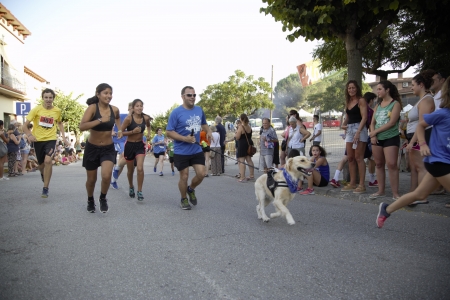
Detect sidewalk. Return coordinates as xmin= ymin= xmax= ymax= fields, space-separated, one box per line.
xmin=218 ymin=152 xmax=450 ymax=217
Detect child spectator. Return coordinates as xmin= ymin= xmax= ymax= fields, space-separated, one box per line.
xmin=299 ymin=145 xmax=330 ymax=195
xmin=61 ymin=151 xmax=71 ymax=165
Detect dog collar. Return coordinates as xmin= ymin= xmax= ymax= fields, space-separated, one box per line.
xmin=283 ymin=169 xmax=299 ymax=193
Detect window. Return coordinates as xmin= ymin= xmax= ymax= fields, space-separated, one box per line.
xmin=402 ymin=82 xmax=409 ymax=88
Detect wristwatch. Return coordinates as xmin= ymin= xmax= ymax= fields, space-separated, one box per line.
xmin=97 ymin=118 xmax=102 ymax=123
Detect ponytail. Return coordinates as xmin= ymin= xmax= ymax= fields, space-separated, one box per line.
xmin=86 ymin=83 xmax=113 ymax=105
xmin=86 ymin=96 xmax=99 ymax=105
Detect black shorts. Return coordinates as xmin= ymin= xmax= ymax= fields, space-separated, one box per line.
xmin=313 ymin=175 xmax=328 ymax=187
xmin=406 ymin=127 xmax=432 ymax=145
xmin=154 ymin=152 xmax=165 ymax=158
xmin=424 ymin=162 xmax=450 ymax=178
xmin=34 ymin=140 xmax=57 ymax=165
xmin=124 ymin=141 xmax=146 ymax=161
xmin=174 ymin=152 xmax=205 ymax=171
xmin=82 ymin=141 xmax=116 ymax=171
xmin=169 ymin=156 xmax=174 ymax=163
xmin=375 ymin=135 xmax=400 ymax=148
xmin=202 ymin=146 xmax=210 ymax=153
xmin=76 ymin=150 xmax=82 ymax=154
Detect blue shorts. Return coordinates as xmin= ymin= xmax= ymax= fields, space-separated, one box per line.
xmin=114 ymin=141 xmax=125 ymax=154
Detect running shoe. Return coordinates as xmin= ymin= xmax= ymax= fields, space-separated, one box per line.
xmin=330 ymin=179 xmax=341 ymax=188
xmin=187 ymin=186 xmax=197 ymax=205
xmin=99 ymin=198 xmax=108 ymax=213
xmin=129 ymin=187 xmax=135 ymax=198
xmin=180 ymin=198 xmax=191 ymax=210
xmin=110 ymin=181 xmax=119 ymax=190
xmin=0 ymin=176 xmax=9 ymax=181
xmin=300 ymin=188 xmax=315 ymax=195
xmin=172 ymin=171 xmax=175 ymax=176
xmin=154 ymin=167 xmax=156 ymax=172
xmin=87 ymin=200 xmax=96 ymax=213
xmin=41 ymin=187 xmax=49 ymax=198
xmin=137 ymin=191 xmax=144 ymax=201
xmin=376 ymin=202 xmax=390 ymax=228
xmin=369 ymin=180 xmax=378 ymax=187
xmin=159 ymin=172 xmax=163 ymax=176
xmin=112 ymin=168 xmax=119 ymax=180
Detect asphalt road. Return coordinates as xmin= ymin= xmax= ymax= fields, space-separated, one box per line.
xmin=0 ymin=158 xmax=449 ymax=299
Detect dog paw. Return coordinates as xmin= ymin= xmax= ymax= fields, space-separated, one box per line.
xmin=288 ymin=220 xmax=296 ymax=225
xmin=262 ymin=216 xmax=270 ymax=222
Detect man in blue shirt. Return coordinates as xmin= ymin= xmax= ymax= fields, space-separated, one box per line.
xmin=215 ymin=116 xmax=226 ymax=173
xmin=166 ymin=86 xmax=213 ymax=210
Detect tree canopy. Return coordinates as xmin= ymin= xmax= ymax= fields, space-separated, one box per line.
xmin=273 ymin=73 xmax=304 ymax=116
xmin=197 ymin=70 xmax=274 ymax=119
xmin=260 ymin=0 xmax=441 ymax=85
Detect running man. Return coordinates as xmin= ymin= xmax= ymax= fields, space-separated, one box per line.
xmin=24 ymin=88 xmax=69 ymax=198
xmin=166 ymin=86 xmax=213 ymax=210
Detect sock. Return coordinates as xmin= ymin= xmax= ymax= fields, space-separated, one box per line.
xmin=88 ymin=196 xmax=94 ymax=201
xmin=333 ymin=170 xmax=341 ymax=181
xmin=369 ymin=173 xmax=376 ymax=183
xmin=188 ymin=186 xmax=194 ymax=193
xmin=100 ymin=192 xmax=106 ymax=200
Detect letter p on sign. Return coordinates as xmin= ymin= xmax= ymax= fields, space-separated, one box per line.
xmin=16 ymin=102 xmax=31 ymax=115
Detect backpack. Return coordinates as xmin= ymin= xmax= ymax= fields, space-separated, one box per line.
xmin=19 ymin=135 xmax=26 ymax=149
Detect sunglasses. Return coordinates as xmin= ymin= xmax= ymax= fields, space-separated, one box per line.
xmin=184 ymin=94 xmax=196 ymax=98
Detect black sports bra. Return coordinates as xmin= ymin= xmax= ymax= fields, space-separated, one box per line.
xmin=127 ymin=114 xmax=146 ymax=133
xmin=91 ymin=103 xmax=115 ymax=131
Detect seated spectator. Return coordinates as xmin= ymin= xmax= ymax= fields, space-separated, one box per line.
xmin=299 ymin=145 xmax=330 ymax=195
xmin=61 ymin=151 xmax=71 ymax=165
xmin=27 ymin=148 xmax=38 ymax=171
xmin=53 ymin=151 xmax=62 ymax=166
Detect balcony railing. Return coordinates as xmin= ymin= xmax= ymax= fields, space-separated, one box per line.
xmin=1 ymin=63 xmax=26 ymax=95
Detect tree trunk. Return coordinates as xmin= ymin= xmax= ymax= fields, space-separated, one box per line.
xmin=346 ymin=34 xmax=363 ymax=87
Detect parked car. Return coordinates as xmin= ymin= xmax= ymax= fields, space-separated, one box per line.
xmin=271 ymin=118 xmax=283 ymax=130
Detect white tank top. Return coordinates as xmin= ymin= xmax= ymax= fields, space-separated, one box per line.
xmin=407 ymin=94 xmax=433 ymax=134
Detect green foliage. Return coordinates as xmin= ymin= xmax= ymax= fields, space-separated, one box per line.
xmin=273 ymin=73 xmax=304 ymax=117
xmin=38 ymin=91 xmax=86 ymax=137
xmin=197 ymin=70 xmax=274 ymax=119
xmin=149 ymin=103 xmax=178 ymax=138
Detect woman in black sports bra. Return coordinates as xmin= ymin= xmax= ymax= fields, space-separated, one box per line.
xmin=118 ymin=99 xmax=152 ymax=201
xmin=79 ymin=83 xmax=122 ymax=213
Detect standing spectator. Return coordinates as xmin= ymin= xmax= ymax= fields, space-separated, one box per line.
xmin=364 ymin=92 xmax=378 ymax=187
xmin=152 ymin=128 xmax=166 ymax=176
xmin=369 ymin=80 xmax=403 ymax=200
xmin=120 ymin=99 xmax=152 ymax=200
xmin=166 ymin=86 xmax=212 ymax=210
xmin=308 ymin=114 xmax=322 ymax=156
xmin=215 ymin=116 xmax=226 ymax=174
xmin=299 ymin=145 xmax=330 ymax=195
xmin=209 ymin=125 xmax=222 ymax=176
xmin=259 ymin=118 xmax=278 ymax=173
xmin=431 ymin=70 xmax=448 ymax=111
xmin=23 ymin=88 xmax=69 ymax=198
xmin=341 ymin=80 xmax=368 ymax=194
xmin=74 ymin=139 xmax=82 ymax=160
xmin=6 ymin=124 xmax=20 ymax=177
xmin=286 ymin=116 xmax=309 ymax=157
xmin=0 ymin=120 xmax=10 ymax=181
xmin=200 ymin=127 xmax=211 ymax=177
xmin=377 ymin=77 xmax=450 ymax=228
xmin=280 ymin=114 xmax=291 ymax=166
xmin=236 ymin=113 xmax=255 ymax=182
xmin=405 ymin=71 xmax=435 ymax=204
xmin=79 ymin=83 xmax=122 ymax=213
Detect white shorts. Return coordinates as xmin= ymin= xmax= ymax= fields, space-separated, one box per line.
xmin=260 ymin=154 xmax=273 ymax=169
xmin=345 ymin=123 xmax=368 ymax=143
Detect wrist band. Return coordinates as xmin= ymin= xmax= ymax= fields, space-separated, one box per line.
xmin=419 ymin=141 xmax=427 ymax=146
xmin=117 ymin=130 xmax=122 ymax=133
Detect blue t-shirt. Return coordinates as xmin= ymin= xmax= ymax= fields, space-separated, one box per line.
xmin=166 ymin=105 xmax=207 ymax=155
xmin=152 ymin=134 xmax=166 ymax=154
xmin=423 ymin=108 xmax=450 ymax=165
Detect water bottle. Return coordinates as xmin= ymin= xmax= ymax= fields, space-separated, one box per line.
xmin=352 ymin=142 xmax=358 ymax=149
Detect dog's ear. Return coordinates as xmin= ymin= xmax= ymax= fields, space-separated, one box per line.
xmin=286 ymin=157 xmax=292 ymax=172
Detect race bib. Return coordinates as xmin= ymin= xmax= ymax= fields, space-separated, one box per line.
xmin=39 ymin=116 xmax=54 ymax=128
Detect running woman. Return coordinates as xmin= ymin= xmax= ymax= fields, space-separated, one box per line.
xmin=377 ymin=77 xmax=450 ymax=228
xmin=152 ymin=128 xmax=167 ymax=176
xmin=23 ymin=88 xmax=69 ymax=198
xmin=120 ymin=99 xmax=151 ymax=201
xmin=79 ymin=83 xmax=121 ymax=213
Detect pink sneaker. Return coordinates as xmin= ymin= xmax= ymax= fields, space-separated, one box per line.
xmin=369 ymin=180 xmax=378 ymax=187
xmin=330 ymin=179 xmax=341 ymax=188
xmin=300 ymin=188 xmax=315 ymax=195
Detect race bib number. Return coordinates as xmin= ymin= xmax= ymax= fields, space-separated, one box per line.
xmin=39 ymin=116 xmax=54 ymax=128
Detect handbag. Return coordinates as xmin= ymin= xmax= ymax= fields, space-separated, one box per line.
xmin=210 ymin=149 xmax=215 ymax=158
xmin=244 ymin=129 xmax=256 ymax=157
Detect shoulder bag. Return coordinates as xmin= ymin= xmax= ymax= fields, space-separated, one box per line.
xmin=244 ymin=129 xmax=256 ymax=157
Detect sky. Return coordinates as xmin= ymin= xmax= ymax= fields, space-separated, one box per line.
xmin=5 ymin=0 xmax=413 ymax=116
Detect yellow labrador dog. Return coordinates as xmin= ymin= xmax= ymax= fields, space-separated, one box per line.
xmin=255 ymin=156 xmax=315 ymax=225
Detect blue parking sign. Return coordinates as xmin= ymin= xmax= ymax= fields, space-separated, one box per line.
xmin=16 ymin=102 xmax=31 ymax=115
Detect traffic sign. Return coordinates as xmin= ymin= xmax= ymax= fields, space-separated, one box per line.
xmin=16 ymin=102 xmax=31 ymax=115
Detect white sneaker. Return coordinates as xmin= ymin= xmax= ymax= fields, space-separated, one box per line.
xmin=1 ymin=176 xmax=9 ymax=181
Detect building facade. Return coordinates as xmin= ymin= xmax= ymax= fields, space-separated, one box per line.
xmin=368 ymin=73 xmax=419 ymax=106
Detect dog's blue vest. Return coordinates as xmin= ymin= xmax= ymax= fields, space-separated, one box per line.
xmin=266 ymin=169 xmax=289 ymax=197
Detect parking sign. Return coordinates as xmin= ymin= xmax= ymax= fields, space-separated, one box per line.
xmin=16 ymin=102 xmax=31 ymax=115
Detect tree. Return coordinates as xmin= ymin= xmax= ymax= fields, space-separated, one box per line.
xmin=38 ymin=91 xmax=86 ymax=138
xmin=260 ymin=0 xmax=430 ymax=86
xmin=198 ymin=70 xmax=274 ymax=119
xmin=149 ymin=104 xmax=178 ymax=137
xmin=273 ymin=73 xmax=304 ymax=116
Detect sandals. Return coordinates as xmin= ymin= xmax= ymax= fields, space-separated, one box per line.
xmin=246 ymin=176 xmax=255 ymax=181
xmin=238 ymin=178 xmax=248 ymax=183
xmin=369 ymin=193 xmax=385 ymax=199
xmin=235 ymin=174 xmax=241 ymax=178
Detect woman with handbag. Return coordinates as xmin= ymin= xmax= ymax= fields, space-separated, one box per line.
xmin=5 ymin=124 xmax=21 ymax=177
xmin=235 ymin=113 xmax=255 ymax=182
xmin=209 ymin=125 xmax=222 ymax=176
xmin=0 ymin=120 xmax=10 ymax=181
